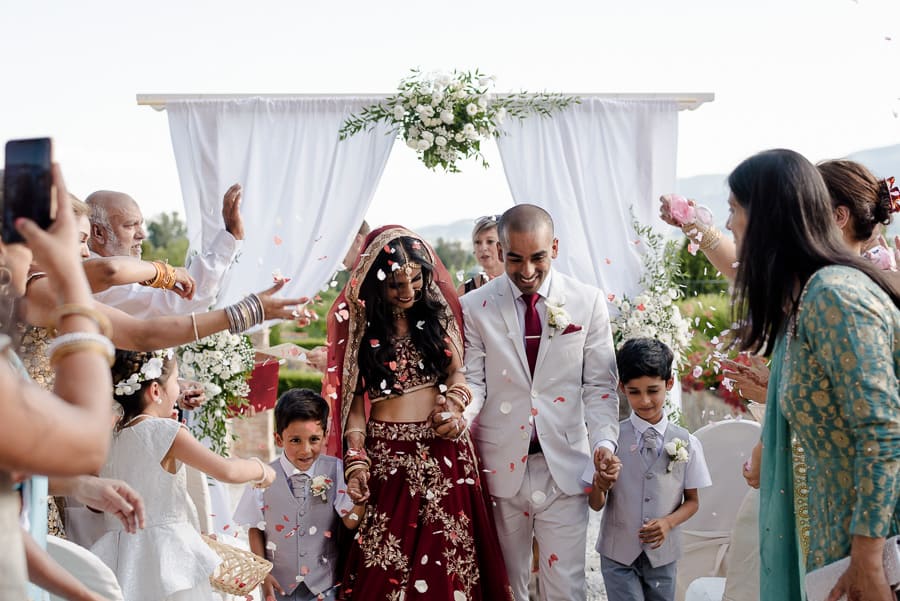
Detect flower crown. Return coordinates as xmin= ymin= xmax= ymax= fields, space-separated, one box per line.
xmin=114 ymin=348 xmax=174 ymax=397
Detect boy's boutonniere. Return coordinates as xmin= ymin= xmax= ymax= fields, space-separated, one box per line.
xmin=546 ymin=297 xmax=576 ymax=337
xmin=310 ymin=475 xmax=333 ymax=502
xmin=664 ymin=438 xmax=690 ymax=473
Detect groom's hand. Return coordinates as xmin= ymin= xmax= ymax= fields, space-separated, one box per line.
xmin=594 ymin=446 xmax=619 ymax=481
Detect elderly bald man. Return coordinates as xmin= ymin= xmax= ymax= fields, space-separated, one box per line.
xmin=86 ymin=183 xmax=244 ymax=319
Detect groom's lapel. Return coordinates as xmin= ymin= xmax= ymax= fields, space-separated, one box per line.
xmin=533 ymin=273 xmax=560 ymax=378
xmin=497 ymin=280 xmax=531 ymax=378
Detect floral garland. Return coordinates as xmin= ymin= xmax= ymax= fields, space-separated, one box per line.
xmin=177 ymin=331 xmax=255 ymax=455
xmin=611 ymin=217 xmax=693 ymax=420
xmin=339 ymin=69 xmax=579 ymax=172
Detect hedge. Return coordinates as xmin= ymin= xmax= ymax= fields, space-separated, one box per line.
xmin=278 ymin=369 xmax=324 ymax=397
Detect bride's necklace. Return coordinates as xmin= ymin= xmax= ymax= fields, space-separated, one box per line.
xmin=391 ymin=306 xmax=407 ymax=320
xmin=120 ymin=413 xmax=155 ymax=428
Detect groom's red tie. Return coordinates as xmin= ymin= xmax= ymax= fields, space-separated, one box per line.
xmin=522 ymin=293 xmax=541 ymax=376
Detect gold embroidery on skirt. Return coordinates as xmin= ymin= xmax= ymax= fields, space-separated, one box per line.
xmin=791 ymin=437 xmax=810 ymax=560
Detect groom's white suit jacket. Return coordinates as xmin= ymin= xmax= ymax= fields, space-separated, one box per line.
xmin=461 ymin=270 xmax=620 ymax=498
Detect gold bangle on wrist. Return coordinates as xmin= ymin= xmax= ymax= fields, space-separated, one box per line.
xmin=49 ymin=303 xmax=113 ymax=338
xmin=47 ymin=332 xmax=116 ymax=367
xmin=344 ymin=427 xmax=367 ymax=438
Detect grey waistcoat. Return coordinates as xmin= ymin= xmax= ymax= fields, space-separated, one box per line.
xmin=599 ymin=419 xmax=691 ymax=568
xmin=262 ymin=456 xmax=340 ymax=595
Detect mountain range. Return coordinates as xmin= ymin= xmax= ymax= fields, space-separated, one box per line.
xmin=417 ymin=143 xmax=900 ymax=242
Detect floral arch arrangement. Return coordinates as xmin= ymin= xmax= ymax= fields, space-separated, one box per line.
xmin=339 ymin=69 xmax=578 ymax=172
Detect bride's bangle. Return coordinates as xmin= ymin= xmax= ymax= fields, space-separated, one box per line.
xmin=250 ymin=457 xmax=268 ymax=484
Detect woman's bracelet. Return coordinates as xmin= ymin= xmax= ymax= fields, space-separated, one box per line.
xmin=682 ymin=221 xmax=722 ymax=252
xmin=49 ymin=303 xmax=113 ymax=338
xmin=344 ymin=462 xmax=369 ymax=480
xmin=249 ymin=457 xmax=268 ymax=484
xmin=47 ymin=332 xmax=115 ymax=367
xmin=190 ymin=312 xmax=200 ymax=342
xmin=344 ymin=427 xmax=367 ymax=438
xmin=225 ymin=294 xmax=265 ymax=334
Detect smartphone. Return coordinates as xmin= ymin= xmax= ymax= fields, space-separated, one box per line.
xmin=2 ymin=138 xmax=55 ymax=244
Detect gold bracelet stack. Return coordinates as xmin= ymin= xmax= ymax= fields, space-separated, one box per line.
xmin=445 ymin=383 xmax=472 ymax=411
xmin=49 ymin=303 xmax=114 ymax=338
xmin=682 ymin=220 xmax=723 ymax=252
xmin=47 ymin=332 xmax=116 ymax=367
xmin=141 ymin=261 xmax=177 ymax=290
xmin=344 ymin=447 xmax=371 ymax=479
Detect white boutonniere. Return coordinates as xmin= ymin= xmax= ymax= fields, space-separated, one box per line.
xmin=663 ymin=438 xmax=690 ymax=473
xmin=310 ymin=475 xmax=333 ymax=502
xmin=545 ymin=297 xmax=571 ymax=336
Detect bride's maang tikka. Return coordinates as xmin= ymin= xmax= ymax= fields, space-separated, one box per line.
xmin=389 ymin=240 xmax=422 ymax=278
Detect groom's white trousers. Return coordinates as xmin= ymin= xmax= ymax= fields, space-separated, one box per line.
xmin=491 ymin=453 xmax=588 ymax=601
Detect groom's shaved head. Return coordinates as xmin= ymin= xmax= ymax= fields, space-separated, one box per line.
xmin=497 ymin=204 xmax=554 ymax=246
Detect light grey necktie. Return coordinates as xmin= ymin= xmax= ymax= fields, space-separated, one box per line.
xmin=640 ymin=428 xmax=660 ymax=470
xmin=289 ymin=473 xmax=310 ymax=502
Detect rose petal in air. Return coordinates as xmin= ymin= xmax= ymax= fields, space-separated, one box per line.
xmin=414 ymin=580 xmax=429 ymax=593
xmin=377 ymin=269 xmax=387 ymax=281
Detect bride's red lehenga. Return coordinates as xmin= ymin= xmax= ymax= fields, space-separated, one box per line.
xmin=325 ymin=226 xmax=513 ymax=601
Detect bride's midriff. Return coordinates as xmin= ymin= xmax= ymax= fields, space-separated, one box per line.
xmin=370 ymin=386 xmax=438 ymax=423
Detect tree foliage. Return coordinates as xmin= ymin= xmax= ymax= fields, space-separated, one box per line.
xmin=141 ymin=212 xmax=189 ymax=266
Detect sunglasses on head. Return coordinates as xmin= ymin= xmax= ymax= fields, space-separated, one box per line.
xmin=474 ymin=214 xmax=502 ymax=225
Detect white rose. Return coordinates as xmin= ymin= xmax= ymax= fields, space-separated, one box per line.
xmin=408 ymin=126 xmax=420 ymax=138
xmin=466 ymin=103 xmax=478 ymax=116
xmin=440 ymin=109 xmax=454 ymax=124
xmin=435 ymin=136 xmax=447 ymax=147
xmin=406 ymin=138 xmax=419 ymax=149
xmin=463 ymin=123 xmax=476 ymax=135
xmin=676 ymin=448 xmax=689 ymax=462
xmin=421 ymin=131 xmax=434 ymax=143
xmin=431 ymin=91 xmax=444 ymax=105
xmin=422 ymin=105 xmax=435 ymax=118
xmin=663 ymin=441 xmax=677 ymax=456
xmin=454 ymin=133 xmax=465 ymax=143
xmin=392 ymin=105 xmax=406 ymax=121
xmin=416 ymin=139 xmax=431 ymax=151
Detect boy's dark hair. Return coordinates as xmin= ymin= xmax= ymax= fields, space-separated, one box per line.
xmin=274 ymin=388 xmax=329 ymax=434
xmin=616 ymin=338 xmax=674 ymax=384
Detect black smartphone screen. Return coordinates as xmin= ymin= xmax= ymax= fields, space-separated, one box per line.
xmin=2 ymin=138 xmax=54 ymax=244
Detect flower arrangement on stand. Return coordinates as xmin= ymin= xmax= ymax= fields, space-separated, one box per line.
xmin=177 ymin=331 xmax=256 ymax=455
xmin=611 ymin=218 xmax=693 ymax=421
xmin=339 ymin=69 xmax=578 ymax=172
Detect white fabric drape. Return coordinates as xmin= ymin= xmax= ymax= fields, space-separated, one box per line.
xmin=167 ymin=97 xmax=395 ymax=305
xmin=496 ymin=98 xmax=679 ymax=301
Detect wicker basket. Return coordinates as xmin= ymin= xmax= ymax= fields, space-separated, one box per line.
xmin=202 ymin=534 xmax=274 ymax=595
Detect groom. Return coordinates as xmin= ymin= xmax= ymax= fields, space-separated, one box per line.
xmin=460 ymin=204 xmax=620 ymax=601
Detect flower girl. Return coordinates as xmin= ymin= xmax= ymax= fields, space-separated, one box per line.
xmin=92 ymin=349 xmax=276 ymax=601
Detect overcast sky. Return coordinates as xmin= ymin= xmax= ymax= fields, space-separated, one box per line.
xmin=2 ymin=0 xmax=898 ymax=228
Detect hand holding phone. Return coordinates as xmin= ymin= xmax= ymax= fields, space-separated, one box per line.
xmin=2 ymin=138 xmax=56 ymax=244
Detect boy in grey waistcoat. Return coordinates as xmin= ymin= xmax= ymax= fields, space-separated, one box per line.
xmin=592 ymin=338 xmax=711 ymax=601
xmin=233 ymin=389 xmax=367 ymax=601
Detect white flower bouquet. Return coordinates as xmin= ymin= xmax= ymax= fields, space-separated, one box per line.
xmin=339 ymin=69 xmax=578 ymax=172
xmin=178 ymin=331 xmax=256 ymax=455
xmin=310 ymin=475 xmax=333 ymax=502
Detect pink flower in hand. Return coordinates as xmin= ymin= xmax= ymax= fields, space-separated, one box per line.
xmin=664 ymin=194 xmax=695 ymax=226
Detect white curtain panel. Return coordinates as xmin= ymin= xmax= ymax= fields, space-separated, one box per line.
xmin=166 ymin=97 xmax=395 ymax=306
xmin=496 ymin=98 xmax=678 ymax=301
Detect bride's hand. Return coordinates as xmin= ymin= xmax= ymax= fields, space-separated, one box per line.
xmin=346 ymin=470 xmax=370 ymax=504
xmin=254 ymin=280 xmax=314 ymax=325
xmin=428 ymin=394 xmax=465 ymax=439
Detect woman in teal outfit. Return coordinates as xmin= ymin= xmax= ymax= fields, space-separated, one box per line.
xmin=726 ymin=149 xmax=900 ymax=601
